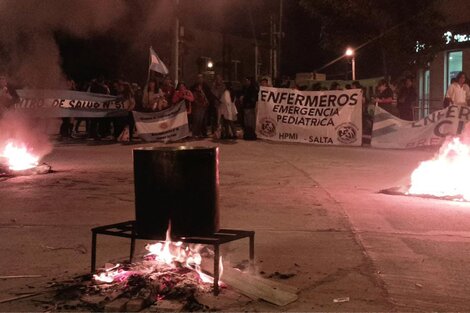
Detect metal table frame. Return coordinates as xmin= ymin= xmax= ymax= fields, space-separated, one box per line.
xmin=91 ymin=220 xmax=254 ymax=295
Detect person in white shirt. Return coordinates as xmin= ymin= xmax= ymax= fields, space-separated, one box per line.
xmin=218 ymin=83 xmax=238 ymax=139
xmin=445 ymin=72 xmax=470 ymax=106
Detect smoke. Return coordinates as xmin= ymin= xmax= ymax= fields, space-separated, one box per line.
xmin=0 ymin=0 xmax=128 ymax=88
xmin=0 ymin=0 xmax=132 ymax=161
xmin=0 ymin=0 xmax=275 ymax=87
xmin=0 ymin=110 xmax=53 ymax=161
xmin=0 ymin=0 xmax=273 ymax=163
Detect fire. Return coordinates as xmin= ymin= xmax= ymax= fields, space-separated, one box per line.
xmin=0 ymin=142 xmax=39 ymax=171
xmin=92 ymin=264 xmax=131 ymax=283
xmin=93 ymin=227 xmax=223 ymax=286
xmin=145 ymin=228 xmax=222 ymax=285
xmin=408 ymin=136 xmax=470 ymax=201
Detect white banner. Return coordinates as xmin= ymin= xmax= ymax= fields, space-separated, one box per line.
xmin=256 ymin=87 xmax=363 ymax=145
xmin=133 ymin=102 xmax=189 ymax=142
xmin=371 ymin=105 xmax=470 ymax=149
xmin=14 ymin=89 xmax=129 ymax=117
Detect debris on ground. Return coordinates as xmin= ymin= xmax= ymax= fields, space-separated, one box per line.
xmin=268 ymin=271 xmax=296 ymax=279
xmin=333 ymin=296 xmax=350 ymax=303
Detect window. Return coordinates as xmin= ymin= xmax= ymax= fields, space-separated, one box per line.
xmin=447 ymin=51 xmax=463 ymax=87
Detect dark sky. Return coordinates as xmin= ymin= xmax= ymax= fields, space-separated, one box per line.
xmin=179 ymin=0 xmax=328 ymax=76
xmin=55 ymin=0 xmax=330 ymax=84
xmin=0 ymin=0 xmax=384 ymax=87
xmin=281 ymin=1 xmax=326 ymax=75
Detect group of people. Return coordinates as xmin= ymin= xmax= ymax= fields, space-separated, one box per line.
xmin=0 ymin=72 xmax=263 ymax=142
xmin=366 ymin=71 xmax=470 ymax=124
xmin=58 ymin=77 xmax=141 ymax=142
xmin=7 ymin=70 xmax=468 ymax=144
xmin=57 ymin=73 xmax=264 ymax=141
xmin=296 ymin=77 xmax=417 ymax=136
xmin=371 ymin=77 xmax=417 ymax=121
xmin=142 ymin=74 xmax=259 ymax=140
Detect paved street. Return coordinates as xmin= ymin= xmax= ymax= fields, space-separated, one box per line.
xmin=1 ymin=138 xmax=469 ymax=311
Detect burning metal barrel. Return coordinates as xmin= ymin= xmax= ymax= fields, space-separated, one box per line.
xmin=133 ymin=146 xmax=220 ymax=238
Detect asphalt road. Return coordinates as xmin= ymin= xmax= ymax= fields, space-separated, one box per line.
xmin=1 ymin=138 xmax=468 ymax=311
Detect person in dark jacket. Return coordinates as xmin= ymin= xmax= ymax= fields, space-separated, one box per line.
xmin=191 ymin=82 xmax=210 ymax=138
xmin=241 ymin=76 xmax=259 ymax=140
xmin=192 ymin=74 xmax=218 ymax=136
xmin=397 ymin=77 xmax=417 ymax=121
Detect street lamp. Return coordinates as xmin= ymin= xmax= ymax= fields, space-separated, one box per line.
xmin=207 ymin=60 xmax=214 ymax=69
xmin=345 ymin=47 xmax=356 ymax=80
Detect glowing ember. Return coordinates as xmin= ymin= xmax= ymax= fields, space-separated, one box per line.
xmin=93 ymin=227 xmax=223 ymax=285
xmin=145 ymin=228 xmax=222 ymax=285
xmin=408 ymin=136 xmax=470 ymax=201
xmin=0 ymin=142 xmax=39 ymax=171
xmin=93 ymin=264 xmax=131 ymax=283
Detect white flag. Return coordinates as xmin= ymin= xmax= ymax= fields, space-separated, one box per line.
xmin=149 ymin=47 xmax=169 ymax=75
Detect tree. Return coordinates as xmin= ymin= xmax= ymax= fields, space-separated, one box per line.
xmin=300 ymin=0 xmax=446 ymax=79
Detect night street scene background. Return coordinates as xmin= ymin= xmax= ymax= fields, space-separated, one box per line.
xmin=1 ymin=0 xmax=470 ymax=311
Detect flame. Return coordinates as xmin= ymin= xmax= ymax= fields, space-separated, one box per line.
xmin=0 ymin=142 xmax=39 ymax=171
xmin=93 ymin=264 xmax=130 ymax=283
xmin=145 ymin=227 xmax=223 ymax=285
xmin=93 ymin=227 xmax=223 ymax=286
xmin=408 ymin=137 xmax=470 ymax=200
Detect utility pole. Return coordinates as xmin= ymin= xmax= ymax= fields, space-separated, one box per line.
xmin=254 ymin=44 xmax=259 ymax=79
xmin=278 ymin=0 xmax=283 ymax=79
xmin=273 ymin=22 xmax=278 ymax=80
xmin=352 ymin=56 xmax=356 ymax=80
xmin=269 ymin=15 xmax=273 ymax=80
xmin=248 ymin=5 xmax=258 ymax=79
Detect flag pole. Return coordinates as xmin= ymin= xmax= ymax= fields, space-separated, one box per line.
xmin=144 ymin=47 xmax=152 ymax=108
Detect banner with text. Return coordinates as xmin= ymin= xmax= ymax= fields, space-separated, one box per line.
xmin=371 ymin=105 xmax=470 ymax=149
xmin=14 ymin=89 xmax=129 ymax=118
xmin=133 ymin=102 xmax=189 ymax=142
xmin=256 ymin=87 xmax=362 ymax=145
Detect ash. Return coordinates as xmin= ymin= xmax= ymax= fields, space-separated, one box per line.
xmin=0 ymin=163 xmax=52 ymax=178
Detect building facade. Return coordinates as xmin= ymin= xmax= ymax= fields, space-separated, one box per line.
xmin=418 ymin=23 xmax=470 ymax=118
xmin=417 ymin=1 xmax=470 ymax=118
xmin=179 ymin=28 xmax=270 ymax=84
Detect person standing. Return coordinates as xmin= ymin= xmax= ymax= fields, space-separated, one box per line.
xmin=116 ymin=82 xmax=136 ymax=143
xmin=397 ymin=76 xmax=417 ymax=121
xmin=123 ymin=83 xmax=136 ymax=142
xmin=191 ymin=82 xmax=209 ymax=138
xmin=172 ymin=82 xmax=194 ymax=130
xmin=142 ymin=80 xmax=157 ymax=110
xmin=260 ymin=78 xmax=270 ymax=87
xmin=192 ymin=74 xmax=217 ymax=136
xmin=59 ymin=78 xmax=76 ymax=139
xmin=211 ymin=74 xmax=225 ymax=135
xmin=88 ymin=76 xmax=111 ymax=140
xmin=160 ymin=77 xmax=175 ymax=107
xmin=241 ymin=77 xmax=259 ymax=140
xmin=143 ymin=80 xmax=167 ymax=111
xmin=373 ymin=79 xmax=397 ymax=116
xmin=444 ymin=72 xmax=470 ymax=107
xmin=218 ymin=83 xmax=238 ymax=139
xmin=0 ymin=74 xmax=17 ymax=117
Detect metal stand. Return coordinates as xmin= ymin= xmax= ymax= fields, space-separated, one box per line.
xmin=91 ymin=220 xmax=255 ymax=295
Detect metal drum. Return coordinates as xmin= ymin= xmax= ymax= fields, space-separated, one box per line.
xmin=133 ymin=146 xmax=220 ymax=238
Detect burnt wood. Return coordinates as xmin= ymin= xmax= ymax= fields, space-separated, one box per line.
xmin=91 ymin=221 xmax=255 ymax=296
